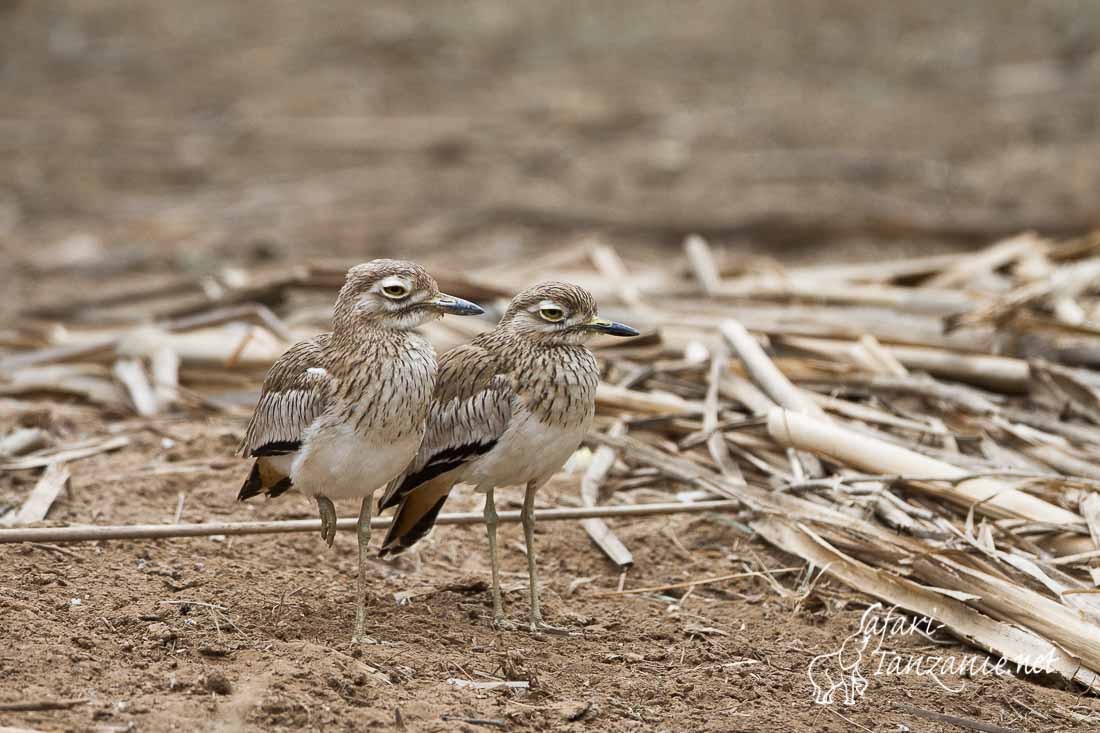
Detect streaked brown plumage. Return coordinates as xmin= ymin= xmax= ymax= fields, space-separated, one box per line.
xmin=378 ymin=282 xmax=637 ymax=631
xmin=236 ymin=259 xmax=483 ymax=641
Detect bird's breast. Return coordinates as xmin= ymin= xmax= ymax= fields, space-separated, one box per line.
xmin=467 ymin=407 xmax=589 ymax=488
xmin=338 ymin=342 xmax=437 ymax=440
xmin=293 ymin=422 xmax=424 ymax=499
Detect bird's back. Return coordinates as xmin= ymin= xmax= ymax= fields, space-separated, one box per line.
xmin=237 ymin=333 xmax=333 ymax=500
xmin=238 ymin=329 xmax=437 ymax=502
xmin=379 ymin=332 xmax=599 ymax=554
xmin=292 ymin=330 xmax=437 ymax=499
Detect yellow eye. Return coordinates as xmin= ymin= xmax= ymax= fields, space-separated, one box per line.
xmin=382 ymin=284 xmax=409 ymax=299
xmin=539 ymin=306 xmax=565 ymax=322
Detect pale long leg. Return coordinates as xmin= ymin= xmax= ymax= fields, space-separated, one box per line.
xmin=352 ymin=496 xmax=376 ymax=643
xmin=483 ymin=486 xmax=509 ymax=627
xmin=317 ymin=496 xmax=337 ymax=547
xmin=522 ymin=480 xmax=569 ymax=634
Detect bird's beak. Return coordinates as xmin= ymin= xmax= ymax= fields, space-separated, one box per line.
xmin=429 ymin=293 xmax=485 ymax=316
xmin=584 ymin=316 xmax=640 ymax=337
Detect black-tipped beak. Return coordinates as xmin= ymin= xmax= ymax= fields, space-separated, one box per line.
xmin=585 ymin=316 xmax=640 ymax=337
xmin=430 ymin=293 xmax=484 ymax=316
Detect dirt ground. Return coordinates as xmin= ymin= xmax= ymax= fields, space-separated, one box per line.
xmin=3 ymin=412 xmax=1099 ymax=733
xmin=4 ymin=2 xmax=1100 ymax=731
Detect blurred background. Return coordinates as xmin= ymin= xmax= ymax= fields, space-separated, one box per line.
xmin=2 ymin=0 xmax=1099 ymax=318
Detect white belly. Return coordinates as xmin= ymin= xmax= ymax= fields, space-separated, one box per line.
xmin=465 ymin=410 xmax=585 ymax=490
xmin=291 ymin=424 xmax=420 ymax=500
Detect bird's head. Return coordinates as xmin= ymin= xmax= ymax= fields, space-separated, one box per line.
xmin=334 ymin=259 xmax=483 ymax=332
xmin=498 ymin=282 xmax=639 ymax=345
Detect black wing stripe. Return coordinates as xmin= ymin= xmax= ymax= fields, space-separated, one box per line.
xmin=238 ymin=462 xmax=265 ymax=501
xmin=266 ymin=476 xmax=294 ymax=498
xmin=380 ymin=440 xmax=496 ymax=510
xmin=251 ymin=440 xmax=301 ymax=457
xmin=237 ymin=464 xmax=295 ymax=501
xmin=379 ymin=495 xmax=449 ymax=557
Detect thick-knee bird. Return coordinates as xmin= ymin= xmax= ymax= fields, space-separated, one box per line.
xmin=378 ymin=282 xmax=637 ymax=632
xmin=236 ymin=259 xmax=483 ymax=641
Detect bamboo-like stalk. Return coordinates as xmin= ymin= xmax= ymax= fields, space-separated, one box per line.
xmin=596 ymin=382 xmax=698 ymax=415
xmin=579 ymin=420 xmax=634 ymax=567
xmin=720 ymin=320 xmax=826 ymax=418
xmin=780 ymin=334 xmax=1031 ymax=392
xmin=766 ymin=407 xmax=1082 ymax=526
xmin=0 ymin=500 xmax=739 ymax=545
xmin=10 ymin=229 xmax=1100 ymax=698
xmin=753 ymin=517 xmax=1100 ymax=689
xmin=683 ymin=234 xmax=722 ymax=295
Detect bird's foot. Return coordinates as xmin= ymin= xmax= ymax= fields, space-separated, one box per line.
xmin=352 ymin=631 xmax=380 ymax=645
xmin=530 ymin=619 xmax=574 ymax=636
xmin=317 ymin=496 xmax=337 ymax=548
xmin=492 ymin=616 xmax=519 ymax=632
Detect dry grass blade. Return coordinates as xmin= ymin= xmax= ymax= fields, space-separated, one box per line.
xmin=0 ymin=500 xmax=740 ymax=544
xmin=596 ymin=383 xmax=698 ymax=415
xmin=0 ymin=463 xmax=71 ymax=526
xmin=895 ymin=703 xmax=1024 ymax=733
xmin=580 ymin=421 xmax=633 ymax=567
xmin=683 ymin=234 xmax=722 ymax=295
xmin=0 ymin=428 xmax=49 ymax=458
xmin=113 ymin=358 xmax=158 ymax=416
xmin=752 ymin=517 xmax=1100 ymax=690
xmin=589 ymin=242 xmax=648 ymax=313
xmin=0 ymin=364 xmax=129 ymax=410
xmin=0 ymin=436 xmax=130 ymax=471
xmin=925 ymin=231 xmax=1045 ymax=289
xmin=767 ymin=408 xmax=1081 ymax=526
xmin=7 ymin=224 xmax=1100 ymax=702
xmin=720 ymin=320 xmax=825 ymax=418
xmin=947 ymin=257 xmax=1100 ymax=334
xmin=602 ymin=567 xmax=802 ymax=596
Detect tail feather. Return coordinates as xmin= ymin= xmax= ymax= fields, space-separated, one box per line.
xmin=237 ymin=462 xmax=265 ymax=501
xmin=237 ymin=459 xmax=293 ymax=501
xmin=379 ymin=475 xmax=456 ymax=556
xmin=379 ymin=496 xmax=448 ymax=557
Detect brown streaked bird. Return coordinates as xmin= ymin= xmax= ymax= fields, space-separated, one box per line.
xmin=378 ymin=282 xmax=638 ymax=632
xmin=236 ymin=259 xmax=483 ymax=642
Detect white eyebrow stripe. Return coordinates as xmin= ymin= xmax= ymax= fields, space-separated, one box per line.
xmin=306 ymin=367 xmax=328 ymax=378
xmin=380 ymin=275 xmax=408 ymax=289
xmin=538 ymin=300 xmax=562 ymax=311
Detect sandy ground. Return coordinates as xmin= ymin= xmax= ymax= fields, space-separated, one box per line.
xmin=4 ymin=1 xmax=1100 ymax=730
xmin=3 ymin=405 xmax=1096 ymax=732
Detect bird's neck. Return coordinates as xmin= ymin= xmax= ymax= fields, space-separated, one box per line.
xmin=483 ymin=329 xmax=589 ymax=356
xmin=329 ymin=324 xmax=409 ymax=362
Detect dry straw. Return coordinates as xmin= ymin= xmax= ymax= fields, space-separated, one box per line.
xmin=5 ymin=230 xmax=1100 ymax=691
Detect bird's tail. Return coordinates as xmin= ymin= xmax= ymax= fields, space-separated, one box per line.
xmin=237 ymin=459 xmax=293 ymax=501
xmin=378 ymin=475 xmax=455 ymax=556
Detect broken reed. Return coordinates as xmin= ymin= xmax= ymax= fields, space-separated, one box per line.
xmin=7 ymin=230 xmax=1100 ymax=690
xmin=0 ymin=500 xmax=739 ymax=544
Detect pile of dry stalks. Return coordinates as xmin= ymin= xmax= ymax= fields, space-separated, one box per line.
xmin=5 ymin=230 xmax=1100 ymax=691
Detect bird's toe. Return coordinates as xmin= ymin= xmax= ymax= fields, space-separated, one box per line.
xmin=492 ymin=616 xmax=519 ymax=632
xmin=530 ymin=620 xmax=574 ymax=636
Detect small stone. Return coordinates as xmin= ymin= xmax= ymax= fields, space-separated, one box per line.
xmin=145 ymin=622 xmax=175 ymax=641
xmin=560 ymin=701 xmax=598 ymax=721
xmin=72 ymin=636 xmax=95 ymax=650
xmin=205 ymin=671 xmax=233 ymax=695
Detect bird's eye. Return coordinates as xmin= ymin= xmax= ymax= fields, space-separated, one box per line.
xmin=382 ymin=284 xmax=409 ymax=299
xmin=539 ymin=306 xmax=565 ymax=322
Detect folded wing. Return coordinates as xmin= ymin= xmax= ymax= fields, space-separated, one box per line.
xmin=378 ymin=342 xmax=513 ymax=553
xmin=237 ymin=334 xmax=333 ymax=500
